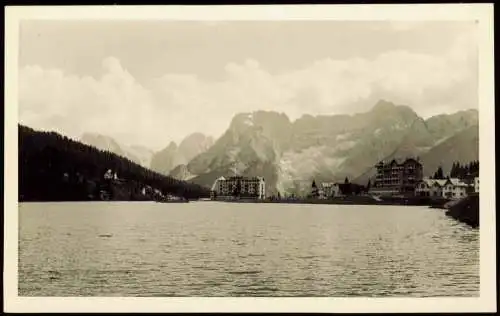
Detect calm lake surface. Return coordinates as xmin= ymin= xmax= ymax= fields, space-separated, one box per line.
xmin=19 ymin=202 xmax=479 ymax=297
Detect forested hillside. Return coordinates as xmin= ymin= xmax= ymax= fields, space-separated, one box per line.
xmin=19 ymin=125 xmax=210 ymax=202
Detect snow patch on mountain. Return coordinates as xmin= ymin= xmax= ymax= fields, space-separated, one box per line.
xmin=434 ymin=135 xmax=452 ymax=146
xmin=336 ymin=140 xmax=358 ymax=151
xmin=276 ymin=146 xmax=347 ymax=194
xmin=336 ymin=133 xmax=351 ymax=141
xmin=243 ymin=113 xmax=254 ymax=126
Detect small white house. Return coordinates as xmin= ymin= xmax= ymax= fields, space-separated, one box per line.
xmin=321 ymin=182 xmax=341 ymax=198
xmin=415 ymin=179 xmax=431 ymax=196
xmin=104 ymin=169 xmax=114 ymax=180
xmin=442 ymin=180 xmax=455 ymax=199
xmin=415 ymin=178 xmax=445 ymax=197
xmin=474 ymin=177 xmax=479 ymax=193
xmin=447 ymin=178 xmax=470 ymax=199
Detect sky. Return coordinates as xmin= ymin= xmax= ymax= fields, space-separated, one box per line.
xmin=18 ymin=20 xmax=478 ymax=151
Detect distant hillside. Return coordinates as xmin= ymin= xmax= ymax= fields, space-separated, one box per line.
xmin=424 ymin=109 xmax=479 ymax=141
xmin=150 ymin=133 xmax=214 ymax=176
xmin=80 ymin=132 xmax=154 ymax=168
xmin=420 ymin=124 xmax=479 ymax=177
xmin=150 ymin=142 xmax=180 ymax=176
xmin=19 ymin=125 xmax=210 ymax=201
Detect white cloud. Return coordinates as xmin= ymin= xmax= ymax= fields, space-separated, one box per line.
xmin=19 ymin=56 xmax=160 ymax=148
xmin=18 ymin=30 xmax=477 ymax=150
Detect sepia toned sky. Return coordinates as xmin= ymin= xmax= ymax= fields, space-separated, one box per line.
xmin=18 ymin=20 xmax=478 ymax=150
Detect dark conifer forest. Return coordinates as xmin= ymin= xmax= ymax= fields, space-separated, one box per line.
xmin=430 ymin=161 xmax=479 ymax=180
xmin=18 ymin=125 xmax=211 ymax=202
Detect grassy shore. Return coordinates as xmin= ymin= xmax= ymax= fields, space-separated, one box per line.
xmin=445 ymin=193 xmax=479 ymax=228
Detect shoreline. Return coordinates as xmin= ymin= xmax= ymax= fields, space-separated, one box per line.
xmin=206 ymin=195 xmax=451 ymax=207
xmin=19 ymin=196 xmax=451 ymax=207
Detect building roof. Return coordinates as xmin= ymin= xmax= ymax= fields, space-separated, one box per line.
xmin=420 ymin=178 xmax=436 ymax=187
xmin=448 ymin=178 xmax=470 ymax=187
xmin=435 ymin=179 xmax=448 ymax=186
xmin=226 ymin=176 xmax=264 ymax=181
xmin=377 ymin=157 xmax=422 ymax=168
xmin=403 ymin=158 xmax=421 ymax=165
xmin=320 ymin=182 xmax=339 ymax=188
xmin=419 ymin=177 xmax=470 ymax=188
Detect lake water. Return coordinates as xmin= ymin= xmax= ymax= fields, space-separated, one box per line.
xmin=18 ymin=202 xmax=479 ymax=297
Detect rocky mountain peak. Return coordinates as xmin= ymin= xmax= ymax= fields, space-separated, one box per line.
xmin=229 ymin=111 xmax=290 ymax=130
xmin=80 ymin=132 xmax=124 ymax=155
xmin=371 ymin=99 xmax=397 ymax=112
xmin=166 ymin=141 xmax=177 ymax=150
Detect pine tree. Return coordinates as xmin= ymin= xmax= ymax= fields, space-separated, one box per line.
xmin=433 ymin=166 xmax=444 ymax=179
xmin=311 ymin=180 xmax=319 ymax=198
xmin=437 ymin=167 xmax=444 ymax=179
xmin=467 ymin=161 xmax=473 ymax=174
xmin=459 ymin=163 xmax=466 ymax=179
xmin=450 ymin=162 xmax=458 ymax=178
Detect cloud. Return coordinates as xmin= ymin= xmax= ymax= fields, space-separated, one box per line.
xmin=18 ymin=29 xmax=477 ymax=150
xmin=19 ymin=57 xmax=159 ymax=148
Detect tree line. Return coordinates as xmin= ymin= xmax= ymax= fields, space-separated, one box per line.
xmin=430 ymin=160 xmax=479 ymax=180
xmin=18 ymin=125 xmax=211 ymax=201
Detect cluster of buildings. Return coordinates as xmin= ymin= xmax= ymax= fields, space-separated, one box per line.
xmin=102 ymin=169 xmax=180 ymax=201
xmin=371 ymin=158 xmax=479 ymax=200
xmin=311 ymin=181 xmax=366 ymax=199
xmin=414 ymin=178 xmax=470 ymax=199
xmin=208 ymin=158 xmax=479 ymax=201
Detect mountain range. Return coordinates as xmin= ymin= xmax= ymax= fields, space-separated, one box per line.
xmin=150 ymin=133 xmax=214 ymax=176
xmin=80 ymin=133 xmax=155 ymax=168
xmin=80 ymin=132 xmax=214 ymax=175
xmin=80 ymin=100 xmax=479 ymax=195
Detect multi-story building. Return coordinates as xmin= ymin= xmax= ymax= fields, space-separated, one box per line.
xmin=371 ymin=158 xmax=423 ymax=196
xmin=211 ymin=176 xmax=266 ymax=200
xmin=474 ymin=177 xmax=480 ymax=193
